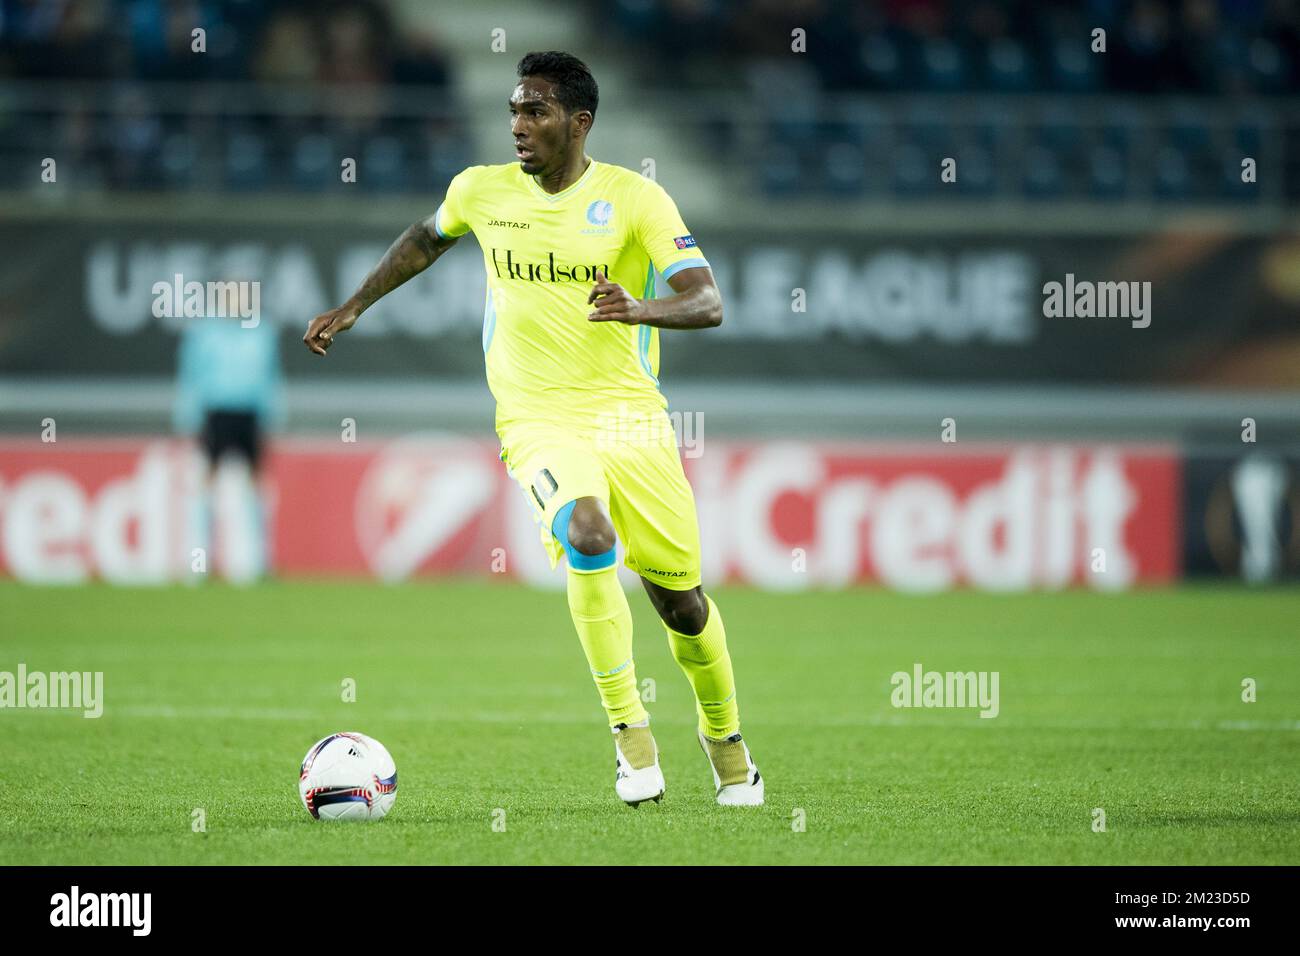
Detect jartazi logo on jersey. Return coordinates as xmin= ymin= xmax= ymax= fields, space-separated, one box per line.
xmin=490 ymin=248 xmax=610 ymax=284
xmin=50 ymin=886 xmax=151 ymax=936
xmin=487 ymin=218 xmax=529 ymax=229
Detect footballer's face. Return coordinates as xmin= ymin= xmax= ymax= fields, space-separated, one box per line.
xmin=509 ymin=77 xmax=586 ymax=176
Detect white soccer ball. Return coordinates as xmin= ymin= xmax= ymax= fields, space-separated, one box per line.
xmin=298 ymin=732 xmax=398 ymax=821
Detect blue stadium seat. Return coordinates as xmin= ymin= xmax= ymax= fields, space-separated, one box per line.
xmin=1050 ymin=38 xmax=1099 ymax=92
xmin=291 ymin=134 xmax=333 ymax=192
xmin=363 ymin=136 xmax=408 ymax=192
xmin=892 ymin=143 xmax=935 ymax=197
xmin=1101 ymin=118 xmax=1135 ymax=151
xmin=1169 ymin=105 xmax=1211 ymax=152
xmin=920 ymin=38 xmax=967 ymax=91
xmin=1087 ymin=146 xmax=1127 ymax=199
xmin=612 ymin=0 xmax=658 ymax=36
xmin=1246 ymin=38 xmax=1290 ymax=93
xmin=955 ymin=146 xmax=996 ymax=196
xmin=1022 ymin=146 xmax=1065 ymax=199
xmin=1037 ymin=105 xmax=1084 ymax=153
xmin=769 ymin=107 xmax=819 ymax=148
xmin=823 ymin=142 xmax=867 ymax=195
xmin=838 ymin=102 xmax=890 ymax=150
xmin=425 ymin=135 xmax=467 ymax=190
xmin=986 ymin=38 xmax=1033 ymax=92
xmin=759 ymin=142 xmax=802 ymax=196
xmin=224 ymin=132 xmax=268 ymax=191
xmin=159 ymin=132 xmax=197 ymax=188
xmin=859 ymin=34 xmax=905 ymax=89
xmin=1153 ymin=147 xmax=1191 ymax=199
xmin=902 ymin=104 xmax=948 ymax=151
xmin=968 ymin=103 xmax=1012 ymax=152
xmin=1234 ymin=122 xmax=1262 ymax=155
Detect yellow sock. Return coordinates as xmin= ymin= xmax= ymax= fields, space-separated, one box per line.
xmin=665 ymin=594 xmax=739 ymax=739
xmin=566 ymin=565 xmax=647 ymax=727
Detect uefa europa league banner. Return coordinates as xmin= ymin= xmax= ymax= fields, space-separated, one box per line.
xmin=0 ymin=437 xmax=1178 ymax=590
xmin=0 ymin=218 xmax=1297 ymax=386
xmin=1183 ymin=451 xmax=1300 ymax=583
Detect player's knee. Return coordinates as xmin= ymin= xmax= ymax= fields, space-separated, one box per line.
xmin=661 ymin=589 xmax=708 ymax=635
xmin=553 ymin=498 xmax=617 ymax=569
xmin=568 ymin=523 xmax=616 ymax=557
xmin=566 ymin=502 xmax=615 ymax=555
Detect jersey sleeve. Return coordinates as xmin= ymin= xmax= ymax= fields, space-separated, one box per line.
xmin=633 ymin=180 xmax=710 ymax=280
xmin=434 ymin=168 xmax=474 ymax=239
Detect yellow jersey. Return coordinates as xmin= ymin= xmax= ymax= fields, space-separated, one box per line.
xmin=434 ymin=159 xmax=709 ymax=434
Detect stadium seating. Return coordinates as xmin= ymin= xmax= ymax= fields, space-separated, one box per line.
xmin=0 ymin=0 xmax=1294 ymax=204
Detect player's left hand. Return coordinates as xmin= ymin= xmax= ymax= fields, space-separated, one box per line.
xmin=587 ymin=268 xmax=646 ymax=324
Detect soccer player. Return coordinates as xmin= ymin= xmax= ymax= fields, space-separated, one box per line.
xmin=304 ymin=51 xmax=762 ymax=807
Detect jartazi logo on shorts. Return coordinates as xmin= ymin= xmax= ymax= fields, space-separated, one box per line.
xmin=50 ymin=886 xmax=151 ymax=936
xmin=642 ymin=567 xmax=688 ymax=577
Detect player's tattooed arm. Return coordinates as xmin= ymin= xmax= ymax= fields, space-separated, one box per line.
xmin=587 ymin=266 xmax=722 ymax=330
xmin=304 ymin=214 xmax=457 ymax=355
xmin=353 ymin=216 xmax=455 ymax=313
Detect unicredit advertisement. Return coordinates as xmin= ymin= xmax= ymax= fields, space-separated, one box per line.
xmin=0 ymin=438 xmax=1179 ymax=590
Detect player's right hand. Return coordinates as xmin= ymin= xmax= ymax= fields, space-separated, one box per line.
xmin=304 ymin=305 xmax=359 ymax=356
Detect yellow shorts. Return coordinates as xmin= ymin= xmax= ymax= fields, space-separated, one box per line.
xmin=498 ymin=416 xmax=702 ymax=591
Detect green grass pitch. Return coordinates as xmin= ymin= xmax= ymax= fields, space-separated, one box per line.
xmin=1 ymin=580 xmax=1297 ymax=865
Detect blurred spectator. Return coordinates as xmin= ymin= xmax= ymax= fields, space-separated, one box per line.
xmin=251 ymin=9 xmax=319 ymax=84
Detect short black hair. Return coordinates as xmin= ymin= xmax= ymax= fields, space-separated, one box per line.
xmin=516 ymin=51 xmax=598 ymax=117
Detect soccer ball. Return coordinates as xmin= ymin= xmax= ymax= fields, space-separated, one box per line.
xmin=298 ymin=732 xmax=398 ymax=821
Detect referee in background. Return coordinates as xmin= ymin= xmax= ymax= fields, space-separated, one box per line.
xmin=173 ymin=311 xmax=284 ymax=583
